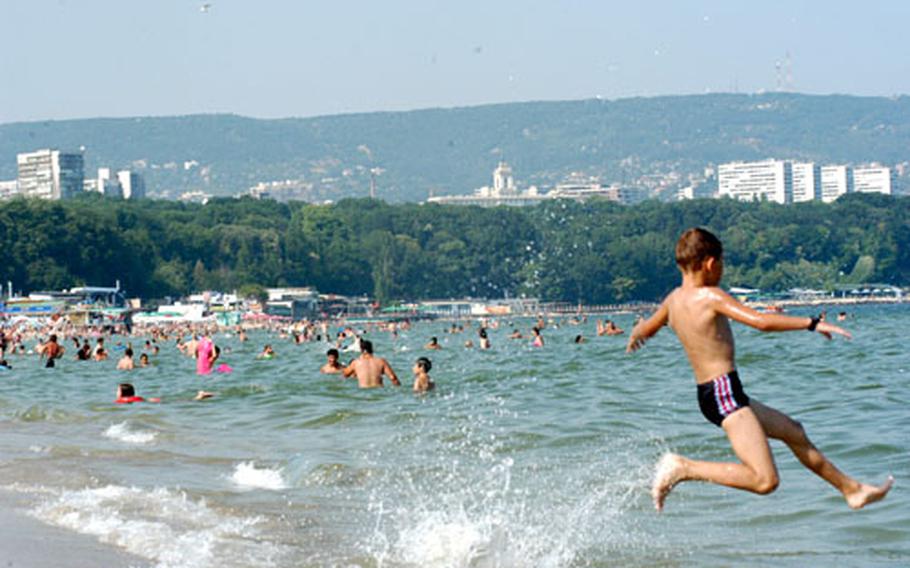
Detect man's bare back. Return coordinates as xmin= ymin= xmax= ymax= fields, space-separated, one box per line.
xmin=344 ymin=352 xmax=400 ymax=388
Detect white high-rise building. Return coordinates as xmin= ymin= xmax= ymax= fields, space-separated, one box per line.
xmin=98 ymin=167 xmax=122 ymax=197
xmin=117 ymin=170 xmax=145 ymax=199
xmin=791 ymin=162 xmax=821 ymax=202
xmin=852 ymin=166 xmax=893 ymax=196
xmin=718 ymin=160 xmax=792 ymax=204
xmin=16 ymin=149 xmax=84 ymax=200
xmin=820 ymin=165 xmax=853 ymax=203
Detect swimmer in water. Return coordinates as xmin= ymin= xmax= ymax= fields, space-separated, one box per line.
xmin=139 ymin=353 xmax=150 ymax=367
xmin=117 ymin=347 xmax=135 ymax=371
xmin=412 ymin=357 xmax=435 ymax=392
xmin=425 ymin=337 xmax=442 ymax=350
xmin=531 ymin=327 xmax=544 ymax=347
xmin=76 ymin=342 xmax=92 ymax=361
xmin=343 ymin=340 xmax=400 ymax=388
xmin=479 ymin=328 xmax=491 ymax=350
xmin=41 ymin=335 xmax=64 ymax=368
xmin=115 ymin=383 xmax=159 ymax=404
xmin=195 ymin=333 xmax=216 ymax=375
xmin=627 ymin=227 xmax=892 ymax=512
xmin=320 ymin=348 xmax=344 ymax=374
xmin=257 ymin=344 xmax=275 ymax=359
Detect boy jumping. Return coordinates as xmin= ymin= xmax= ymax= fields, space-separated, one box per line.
xmin=627 ymin=228 xmax=893 ymax=512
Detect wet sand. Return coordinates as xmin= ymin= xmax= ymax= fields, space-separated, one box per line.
xmin=0 ymin=491 xmax=148 ymax=568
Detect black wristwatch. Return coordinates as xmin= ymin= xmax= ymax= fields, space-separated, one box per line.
xmin=807 ymin=316 xmax=821 ymax=332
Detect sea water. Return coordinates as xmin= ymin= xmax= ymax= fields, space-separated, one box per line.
xmin=0 ymin=305 xmax=907 ymax=567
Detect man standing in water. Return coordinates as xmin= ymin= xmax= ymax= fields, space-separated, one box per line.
xmin=343 ymin=340 xmax=400 ymax=388
xmin=41 ymin=334 xmax=64 ymax=368
xmin=627 ymin=227 xmax=892 ymax=512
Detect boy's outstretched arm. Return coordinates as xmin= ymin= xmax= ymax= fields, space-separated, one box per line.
xmin=711 ymin=288 xmax=851 ymax=339
xmin=626 ymin=301 xmax=670 ymax=353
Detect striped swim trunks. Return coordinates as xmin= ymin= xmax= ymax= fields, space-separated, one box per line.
xmin=697 ymin=370 xmax=751 ymax=427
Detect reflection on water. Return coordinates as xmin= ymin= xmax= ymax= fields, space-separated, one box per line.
xmin=0 ymin=306 xmax=908 ymax=567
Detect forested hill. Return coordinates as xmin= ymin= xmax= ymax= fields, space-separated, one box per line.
xmin=1 ymin=93 xmax=909 ymax=201
xmin=0 ymin=193 xmax=907 ymax=303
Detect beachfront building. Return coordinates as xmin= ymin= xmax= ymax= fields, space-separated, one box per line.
xmin=852 ymin=165 xmax=893 ymax=196
xmin=677 ymin=183 xmax=716 ymax=200
xmin=428 ymin=161 xmax=549 ymax=207
xmin=820 ymin=165 xmax=853 ymax=203
xmin=0 ymin=180 xmax=17 ymax=200
xmin=428 ymin=163 xmax=644 ymax=207
xmin=791 ymin=162 xmax=822 ymax=202
xmin=178 ymin=190 xmax=213 ymax=204
xmin=16 ymin=149 xmax=84 ymax=200
xmin=718 ymin=159 xmax=792 ymax=204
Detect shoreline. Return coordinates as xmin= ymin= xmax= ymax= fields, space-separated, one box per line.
xmin=0 ymin=490 xmax=149 ymax=568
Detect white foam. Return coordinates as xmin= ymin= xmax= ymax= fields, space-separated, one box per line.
xmin=30 ymin=484 xmax=285 ymax=568
xmin=104 ymin=422 xmax=157 ymax=444
xmin=395 ymin=513 xmax=510 ymax=568
xmin=230 ymin=462 xmax=288 ymax=491
xmin=365 ymin=451 xmax=646 ymax=568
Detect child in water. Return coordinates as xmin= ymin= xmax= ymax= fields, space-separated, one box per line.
xmin=412 ymin=357 xmax=435 ymax=393
xmin=531 ymin=327 xmax=544 ymax=347
xmin=257 ymin=345 xmax=275 ymax=359
xmin=627 ymin=227 xmax=892 ymax=512
xmin=115 ymin=383 xmax=159 ymax=404
xmin=320 ymin=348 xmax=344 ymax=374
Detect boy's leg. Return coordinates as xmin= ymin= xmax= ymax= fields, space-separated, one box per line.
xmin=749 ymin=399 xmax=893 ymax=509
xmin=653 ymin=407 xmax=779 ymax=511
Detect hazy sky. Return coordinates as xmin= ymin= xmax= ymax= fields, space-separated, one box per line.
xmin=1 ymin=0 xmax=908 ymax=124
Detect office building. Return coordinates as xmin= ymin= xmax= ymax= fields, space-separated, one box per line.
xmin=718 ymin=160 xmax=792 ymax=204
xmin=16 ymin=149 xmax=84 ymax=200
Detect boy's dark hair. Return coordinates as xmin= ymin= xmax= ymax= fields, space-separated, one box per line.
xmin=119 ymin=383 xmax=135 ymax=397
xmin=49 ymin=334 xmax=57 ymax=342
xmin=416 ymin=357 xmax=432 ymax=372
xmin=361 ymin=340 xmax=373 ymax=354
xmin=327 ymin=348 xmax=339 ymax=358
xmin=125 ymin=348 xmax=133 ymax=357
xmin=675 ymin=227 xmax=723 ymax=271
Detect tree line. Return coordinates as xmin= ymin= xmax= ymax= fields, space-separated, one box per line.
xmin=0 ymin=193 xmax=907 ymax=304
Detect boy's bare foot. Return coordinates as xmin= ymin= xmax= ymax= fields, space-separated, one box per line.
xmin=652 ymin=453 xmax=685 ymax=512
xmin=846 ymin=476 xmax=894 ymax=510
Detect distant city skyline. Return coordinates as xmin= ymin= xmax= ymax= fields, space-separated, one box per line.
xmin=2 ymin=1 xmax=909 ymax=124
